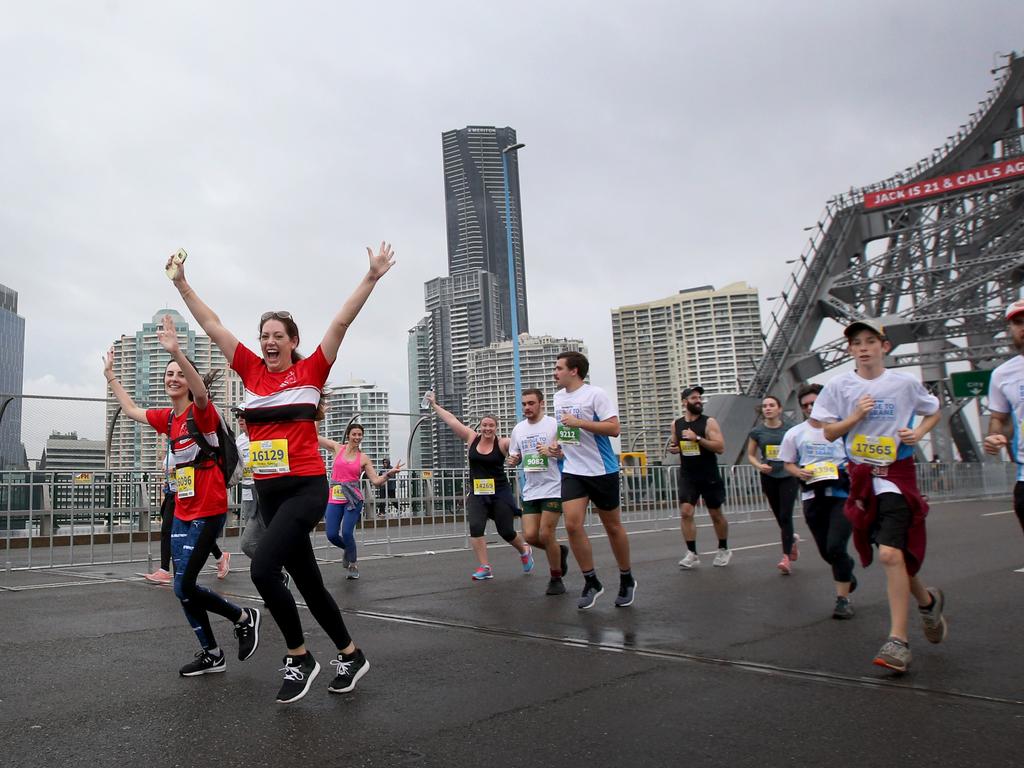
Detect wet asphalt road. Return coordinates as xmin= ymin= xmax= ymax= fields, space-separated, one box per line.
xmin=2 ymin=497 xmax=1022 ymax=768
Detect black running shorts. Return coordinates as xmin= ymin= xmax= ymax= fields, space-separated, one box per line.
xmin=561 ymin=472 xmax=620 ymax=512
xmin=678 ymin=473 xmax=725 ymax=509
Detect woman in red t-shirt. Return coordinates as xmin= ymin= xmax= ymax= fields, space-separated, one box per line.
xmin=104 ymin=314 xmax=260 ymax=676
xmin=169 ymin=243 xmax=395 ymax=704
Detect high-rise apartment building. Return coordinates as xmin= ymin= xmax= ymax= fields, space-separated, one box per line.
xmin=321 ymin=379 xmax=391 ymax=468
xmin=464 ymin=335 xmax=588 ymax=431
xmin=406 ymin=317 xmax=433 ymax=469
xmin=442 ymin=125 xmax=528 ymax=336
xmin=0 ymin=284 xmax=27 ymax=469
xmin=611 ymin=282 xmax=763 ymax=459
xmin=424 ymin=270 xmax=505 ymax=468
xmin=106 ymin=310 xmax=240 ymax=490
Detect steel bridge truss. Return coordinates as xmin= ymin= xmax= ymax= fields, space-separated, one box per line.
xmin=747 ymin=51 xmax=1024 ymax=461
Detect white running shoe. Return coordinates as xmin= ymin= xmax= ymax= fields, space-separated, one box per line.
xmin=713 ymin=548 xmax=733 ymax=567
xmin=678 ymin=551 xmax=700 ymax=569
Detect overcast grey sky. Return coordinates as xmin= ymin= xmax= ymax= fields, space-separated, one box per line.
xmin=2 ymin=1 xmax=1022 ymax=454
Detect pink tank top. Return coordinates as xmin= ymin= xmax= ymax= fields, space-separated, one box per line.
xmin=331 ymin=450 xmax=362 ymax=483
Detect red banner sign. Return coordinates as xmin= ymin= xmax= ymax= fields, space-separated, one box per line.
xmin=863 ymin=157 xmax=1024 ymax=210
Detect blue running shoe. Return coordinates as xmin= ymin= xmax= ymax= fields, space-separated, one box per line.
xmin=520 ymin=545 xmax=534 ymax=574
xmin=472 ymin=565 xmax=493 ymax=581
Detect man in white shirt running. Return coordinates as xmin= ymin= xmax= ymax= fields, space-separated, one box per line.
xmin=507 ymin=388 xmax=571 ymax=596
xmin=548 ymin=351 xmax=636 ymax=610
xmin=983 ymin=299 xmax=1024 ymax=557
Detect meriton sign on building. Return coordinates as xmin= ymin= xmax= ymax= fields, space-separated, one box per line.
xmin=863 ymin=157 xmax=1024 ymax=209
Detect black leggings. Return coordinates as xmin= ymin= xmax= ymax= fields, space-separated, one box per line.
xmin=467 ymin=485 xmax=518 ymax=542
xmin=760 ymin=475 xmax=799 ymax=555
xmin=802 ymin=494 xmax=854 ymax=583
xmin=160 ymin=493 xmax=222 ymax=571
xmin=252 ymin=475 xmax=352 ymax=651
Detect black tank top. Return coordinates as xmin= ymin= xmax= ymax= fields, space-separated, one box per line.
xmin=674 ymin=414 xmax=720 ymax=477
xmin=468 ymin=435 xmax=509 ymax=487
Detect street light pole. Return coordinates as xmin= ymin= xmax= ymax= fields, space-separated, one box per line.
xmin=501 ymin=142 xmax=526 ymax=424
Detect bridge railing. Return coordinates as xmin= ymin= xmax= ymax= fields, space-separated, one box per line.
xmin=1 ymin=463 xmax=1016 ymax=570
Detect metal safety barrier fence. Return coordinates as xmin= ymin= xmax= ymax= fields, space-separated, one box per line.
xmin=1 ymin=462 xmax=1016 ymax=571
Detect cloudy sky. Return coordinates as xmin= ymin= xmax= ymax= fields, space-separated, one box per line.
xmin=2 ymin=1 xmax=1022 ymax=456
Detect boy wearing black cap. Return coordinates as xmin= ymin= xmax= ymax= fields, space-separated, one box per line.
xmin=810 ymin=319 xmax=946 ymax=673
xmin=669 ymin=385 xmax=731 ymax=567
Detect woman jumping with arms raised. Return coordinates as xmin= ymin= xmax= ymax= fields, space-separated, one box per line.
xmin=168 ymin=243 xmax=395 ymax=704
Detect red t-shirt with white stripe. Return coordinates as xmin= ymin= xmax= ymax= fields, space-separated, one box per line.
xmin=146 ymin=402 xmax=227 ymax=521
xmin=231 ymin=343 xmax=330 ymax=478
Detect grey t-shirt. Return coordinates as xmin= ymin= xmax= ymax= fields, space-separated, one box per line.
xmin=747 ymin=422 xmax=793 ymax=479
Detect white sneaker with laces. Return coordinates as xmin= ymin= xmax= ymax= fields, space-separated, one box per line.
xmin=713 ymin=548 xmax=732 ymax=567
xmin=678 ymin=551 xmax=700 ymax=569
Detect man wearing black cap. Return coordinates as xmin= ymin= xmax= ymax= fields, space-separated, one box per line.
xmin=810 ymin=318 xmax=945 ymax=673
xmin=669 ymin=386 xmax=731 ymax=568
xmin=984 ymin=298 xmax=1024 ymax=551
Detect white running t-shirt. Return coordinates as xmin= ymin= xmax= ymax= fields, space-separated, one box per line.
xmin=553 ymin=384 xmax=620 ymax=477
xmin=988 ymin=354 xmax=1024 ymax=481
xmin=778 ymin=420 xmax=849 ymax=501
xmin=509 ymin=415 xmax=562 ymax=500
xmin=811 ymin=368 xmax=939 ymax=495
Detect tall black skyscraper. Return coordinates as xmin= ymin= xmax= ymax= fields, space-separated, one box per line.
xmin=409 ymin=126 xmax=531 ymax=468
xmin=442 ymin=126 xmax=528 ymax=336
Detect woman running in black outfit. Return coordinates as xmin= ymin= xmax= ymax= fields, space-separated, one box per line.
xmin=426 ymin=394 xmax=533 ymax=580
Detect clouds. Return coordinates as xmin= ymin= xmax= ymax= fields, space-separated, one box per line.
xmin=2 ymin=2 xmax=1021 ymax=444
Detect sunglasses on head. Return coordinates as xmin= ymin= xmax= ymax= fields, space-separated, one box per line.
xmin=260 ymin=311 xmax=294 ymax=324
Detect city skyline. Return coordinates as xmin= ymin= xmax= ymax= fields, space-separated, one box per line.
xmin=4 ymin=5 xmax=1022 ymax=466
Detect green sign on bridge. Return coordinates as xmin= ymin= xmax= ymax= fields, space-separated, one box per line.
xmin=950 ymin=370 xmax=992 ymax=398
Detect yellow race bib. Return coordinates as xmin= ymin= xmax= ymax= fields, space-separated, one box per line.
xmin=473 ymin=478 xmax=496 ymax=495
xmin=806 ymin=461 xmax=839 ymax=483
xmin=330 ymin=484 xmax=347 ymax=503
xmin=763 ymin=445 xmax=780 ymax=461
xmin=849 ymin=434 xmax=897 ymax=465
xmin=174 ymin=466 xmax=195 ymax=498
xmin=250 ymin=439 xmax=290 ymax=474
xmin=680 ymin=440 xmax=700 ymax=456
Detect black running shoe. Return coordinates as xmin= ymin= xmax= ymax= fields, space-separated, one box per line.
xmin=560 ymin=544 xmax=570 ymax=578
xmin=577 ymin=580 xmax=604 ymax=610
xmin=276 ymin=653 xmax=320 ymax=704
xmin=234 ymin=607 xmax=261 ymax=661
xmin=832 ymin=596 xmax=855 ymax=620
xmin=545 ymin=577 xmax=566 ymax=595
xmin=614 ymin=577 xmax=637 ymax=607
xmin=327 ymin=649 xmax=370 ymax=694
xmin=179 ymin=649 xmax=225 ymax=677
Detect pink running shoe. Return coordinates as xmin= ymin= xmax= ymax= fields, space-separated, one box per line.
xmin=790 ymin=534 xmax=800 ymax=562
xmin=144 ymin=568 xmax=172 ymax=585
xmin=217 ymin=552 xmax=231 ymax=580
xmin=777 ymin=555 xmax=791 ymax=575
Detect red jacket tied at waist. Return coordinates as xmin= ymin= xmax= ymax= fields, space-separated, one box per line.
xmin=844 ymin=457 xmax=928 ymax=576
